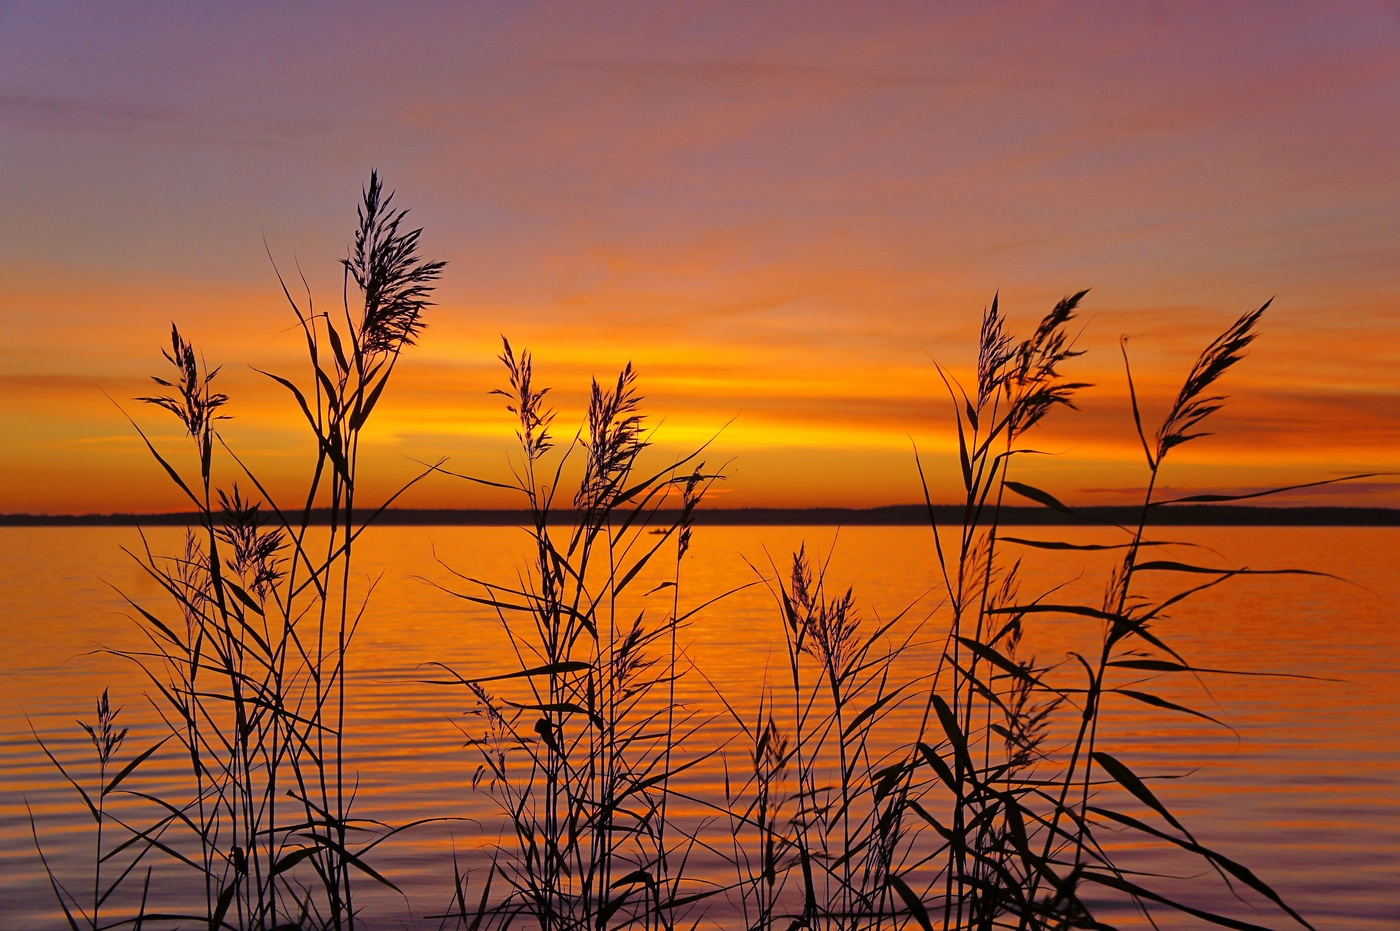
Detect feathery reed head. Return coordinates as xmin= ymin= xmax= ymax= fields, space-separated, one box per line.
xmin=788 ymin=546 xmax=860 ymax=678
xmin=79 ymin=689 xmax=128 ymax=768
xmin=678 ymin=465 xmax=705 ymax=559
xmin=977 ymin=293 xmax=1017 ymax=409
xmin=344 ymin=170 xmax=446 ymax=355
xmin=1009 ymin=290 xmax=1090 ymax=435
xmin=215 ymin=485 xmax=286 ymax=599
xmin=972 ymin=291 xmax=1089 ymax=437
xmin=491 ymin=337 xmax=555 ymax=462
xmin=137 ymin=324 xmax=229 ymax=438
xmin=576 ymin=362 xmax=647 ymax=509
xmin=752 ymin=711 xmax=788 ymax=777
xmin=1155 ymin=301 xmax=1268 ymax=462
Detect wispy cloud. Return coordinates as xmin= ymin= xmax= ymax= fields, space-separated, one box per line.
xmin=0 ymin=93 xmax=330 ymax=144
xmin=532 ymin=57 xmax=938 ymax=93
xmin=0 ymin=93 xmax=180 ymax=133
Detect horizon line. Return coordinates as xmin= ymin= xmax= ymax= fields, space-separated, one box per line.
xmin=3 ymin=503 xmax=1399 ymax=527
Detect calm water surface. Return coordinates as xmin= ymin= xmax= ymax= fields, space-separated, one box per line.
xmin=1 ymin=525 xmax=1396 ymax=929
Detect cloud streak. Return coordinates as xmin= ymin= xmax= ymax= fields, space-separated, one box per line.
xmin=0 ymin=93 xmax=331 ymax=145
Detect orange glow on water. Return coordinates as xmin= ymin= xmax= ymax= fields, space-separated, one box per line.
xmin=2 ymin=525 xmax=1397 ymax=927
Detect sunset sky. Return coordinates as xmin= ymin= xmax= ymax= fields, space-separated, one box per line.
xmin=2 ymin=2 xmax=1397 ymax=513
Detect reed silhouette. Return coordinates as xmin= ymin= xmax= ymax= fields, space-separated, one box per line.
xmin=31 ymin=171 xmax=448 ymax=931
xmin=26 ymin=175 xmax=1358 ymax=931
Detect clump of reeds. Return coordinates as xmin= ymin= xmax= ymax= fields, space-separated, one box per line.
xmin=427 ymin=338 xmax=729 ymax=931
xmin=735 ymin=544 xmax=924 ymax=931
xmin=27 ymin=689 xmax=168 ymax=930
xmin=32 ymin=171 xmax=445 ymax=931
xmin=708 ymin=293 xmax=1333 ymax=931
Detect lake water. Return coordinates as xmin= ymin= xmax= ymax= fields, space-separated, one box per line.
xmin=1 ymin=524 xmax=1397 ymax=930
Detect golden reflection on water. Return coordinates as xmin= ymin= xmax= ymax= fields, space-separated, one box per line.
xmin=2 ymin=525 xmax=1397 ymax=929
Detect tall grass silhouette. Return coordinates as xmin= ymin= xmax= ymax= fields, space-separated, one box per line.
xmin=700 ymin=293 xmax=1332 ymax=931
xmin=425 ymin=341 xmax=727 ymax=931
xmin=31 ymin=171 xmax=446 ymax=931
xmin=25 ymin=178 xmax=1361 ymax=931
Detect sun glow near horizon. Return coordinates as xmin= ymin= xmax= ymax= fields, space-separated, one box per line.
xmin=6 ymin=291 xmax=1395 ymax=515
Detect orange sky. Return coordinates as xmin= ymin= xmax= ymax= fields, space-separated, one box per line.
xmin=2 ymin=2 xmax=1398 ymax=513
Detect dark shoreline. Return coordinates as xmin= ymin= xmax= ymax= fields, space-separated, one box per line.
xmin=3 ymin=505 xmax=1399 ymax=527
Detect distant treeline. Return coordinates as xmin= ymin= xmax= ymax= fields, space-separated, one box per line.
xmin=4 ymin=504 xmax=1400 ymax=526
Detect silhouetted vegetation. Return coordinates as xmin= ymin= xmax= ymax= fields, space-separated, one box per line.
xmin=27 ymin=174 xmax=1354 ymax=931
